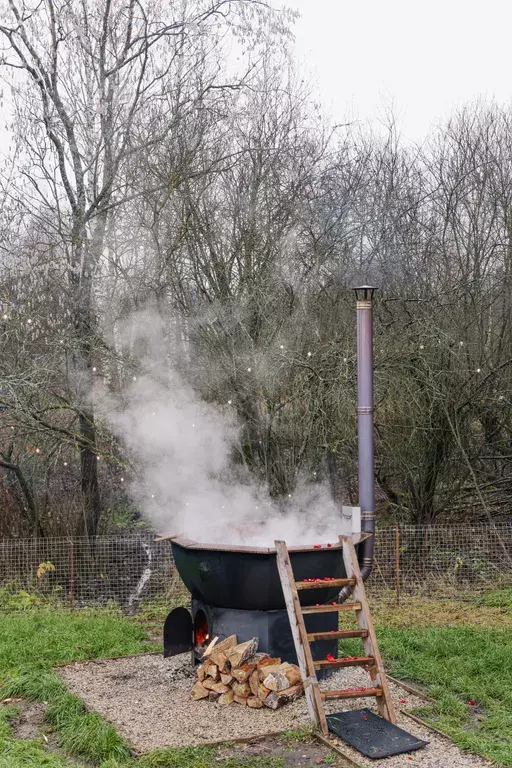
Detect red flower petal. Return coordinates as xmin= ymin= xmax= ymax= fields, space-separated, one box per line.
xmin=468 ymin=699 xmax=476 ymax=706
xmin=400 ymin=699 xmax=407 ymax=704
xmin=326 ymin=653 xmax=336 ymax=662
xmin=313 ymin=544 xmax=322 ymax=549
xmin=327 ymin=543 xmax=332 ymax=548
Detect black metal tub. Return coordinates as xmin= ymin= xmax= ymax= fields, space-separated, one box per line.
xmin=170 ymin=535 xmax=366 ymax=611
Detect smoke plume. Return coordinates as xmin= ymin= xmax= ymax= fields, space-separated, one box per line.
xmin=102 ymin=310 xmax=349 ymax=546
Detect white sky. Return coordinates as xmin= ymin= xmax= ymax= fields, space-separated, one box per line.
xmin=282 ymin=0 xmax=512 ymax=142
xmin=2 ymin=0 xmax=511 ymax=152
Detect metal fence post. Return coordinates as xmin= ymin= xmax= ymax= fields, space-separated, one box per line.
xmin=68 ymin=540 xmax=75 ymax=606
xmin=395 ymin=527 xmax=400 ymax=604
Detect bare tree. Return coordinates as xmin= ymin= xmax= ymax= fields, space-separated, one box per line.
xmin=0 ymin=0 xmax=288 ymax=533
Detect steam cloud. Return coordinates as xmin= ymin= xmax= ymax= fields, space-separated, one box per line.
xmin=102 ymin=310 xmax=347 ymax=546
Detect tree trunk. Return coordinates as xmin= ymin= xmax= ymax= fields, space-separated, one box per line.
xmin=78 ymin=410 xmax=101 ymax=534
xmin=70 ymin=231 xmax=102 ymax=535
xmin=0 ymin=458 xmax=44 ymax=537
xmin=326 ymin=449 xmax=345 ymax=507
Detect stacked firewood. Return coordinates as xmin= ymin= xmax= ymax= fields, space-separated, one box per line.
xmin=191 ymin=635 xmax=303 ymax=709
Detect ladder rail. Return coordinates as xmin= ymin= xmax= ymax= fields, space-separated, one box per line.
xmin=274 ymin=540 xmax=329 ymax=735
xmin=340 ymin=535 xmax=397 ymax=724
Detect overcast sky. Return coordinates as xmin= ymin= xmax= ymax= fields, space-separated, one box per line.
xmin=282 ymin=0 xmax=512 ymax=142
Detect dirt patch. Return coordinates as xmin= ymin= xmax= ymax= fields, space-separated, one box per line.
xmin=1 ymin=698 xmax=87 ymax=763
xmin=7 ymin=700 xmax=47 ymax=741
xmin=218 ymin=734 xmax=342 ymax=766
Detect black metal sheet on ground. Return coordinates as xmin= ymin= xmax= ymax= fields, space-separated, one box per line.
xmin=327 ymin=709 xmax=428 ymax=759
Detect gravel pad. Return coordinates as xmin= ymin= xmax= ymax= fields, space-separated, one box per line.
xmin=57 ymin=653 xmax=492 ymax=767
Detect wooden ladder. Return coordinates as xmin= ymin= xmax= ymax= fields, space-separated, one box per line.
xmin=275 ymin=535 xmax=396 ymax=736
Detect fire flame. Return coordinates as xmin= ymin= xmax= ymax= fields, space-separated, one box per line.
xmin=195 ymin=625 xmax=209 ymax=646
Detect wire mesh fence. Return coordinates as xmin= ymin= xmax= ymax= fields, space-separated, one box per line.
xmin=0 ymin=523 xmax=511 ymax=612
xmin=373 ymin=522 xmax=512 ymax=598
xmin=0 ymin=533 xmax=181 ymax=611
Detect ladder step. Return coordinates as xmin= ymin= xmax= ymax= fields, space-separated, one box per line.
xmin=301 ymin=602 xmax=362 ymax=614
xmin=314 ymin=655 xmax=375 ymax=670
xmin=321 ymin=687 xmax=383 ymax=700
xmin=296 ymin=577 xmax=356 ymax=590
xmin=307 ymin=629 xmax=368 ymax=642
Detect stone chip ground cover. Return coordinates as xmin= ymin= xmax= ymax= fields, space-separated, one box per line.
xmin=58 ymin=650 xmax=493 ymax=768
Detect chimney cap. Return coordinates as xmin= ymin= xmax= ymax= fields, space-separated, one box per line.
xmin=353 ymin=285 xmax=377 ymax=300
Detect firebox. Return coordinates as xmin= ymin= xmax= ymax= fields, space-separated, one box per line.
xmin=165 ymin=598 xmax=338 ymax=675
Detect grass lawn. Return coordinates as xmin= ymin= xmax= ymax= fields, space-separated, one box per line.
xmin=0 ymin=609 xmax=152 ymax=767
xmin=368 ymin=592 xmax=512 ymax=766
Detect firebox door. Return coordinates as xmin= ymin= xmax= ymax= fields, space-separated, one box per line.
xmin=163 ymin=607 xmax=193 ymax=657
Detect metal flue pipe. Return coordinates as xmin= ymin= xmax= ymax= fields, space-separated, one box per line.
xmin=339 ymin=285 xmax=376 ymax=600
xmin=355 ymin=285 xmax=376 ymax=579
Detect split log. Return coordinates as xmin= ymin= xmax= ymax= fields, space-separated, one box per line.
xmin=202 ymin=637 xmax=219 ymax=656
xmin=220 ymin=673 xmax=233 ymax=685
xmin=231 ymin=662 xmax=256 ymax=683
xmin=196 ymin=664 xmax=207 ymax=682
xmin=191 ymin=681 xmax=210 ymax=700
xmin=202 ymin=660 xmax=211 ymax=675
xmin=218 ymin=691 xmax=235 ymax=705
xmin=202 ymin=678 xmax=221 ymax=691
xmin=227 ymin=638 xmax=259 ymax=668
xmin=208 ymin=691 xmax=221 ymax=702
xmin=258 ymin=665 xmax=282 ymax=683
xmin=211 ymin=652 xmax=229 ymax=673
xmin=210 ymin=682 xmax=230 ymax=694
xmin=231 ymin=681 xmax=251 ymax=698
xmin=247 ymin=696 xmax=264 ymax=709
xmin=249 ymin=670 xmax=260 ymax=698
xmin=258 ymin=683 xmax=271 ymax=700
xmin=233 ymin=695 xmax=248 ymax=706
xmin=257 ymin=656 xmax=281 ymax=669
xmin=206 ymin=635 xmax=237 ymax=670
xmin=264 ymin=683 xmax=303 ymax=710
xmin=205 ymin=634 xmax=237 ymax=657
xmin=206 ymin=664 xmax=218 ymax=680
xmin=263 ymin=671 xmax=290 ymax=692
xmin=279 ymin=662 xmax=302 ymax=686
